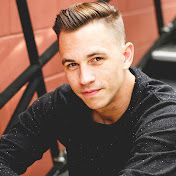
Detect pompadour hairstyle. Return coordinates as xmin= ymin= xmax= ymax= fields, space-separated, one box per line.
xmin=53 ymin=1 xmax=125 ymax=43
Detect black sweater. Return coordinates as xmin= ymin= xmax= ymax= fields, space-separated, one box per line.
xmin=1 ymin=68 xmax=176 ymax=176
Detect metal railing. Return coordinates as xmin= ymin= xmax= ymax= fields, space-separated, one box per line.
xmin=154 ymin=0 xmax=164 ymax=35
xmin=0 ymin=0 xmax=60 ymax=169
xmin=138 ymin=0 xmax=176 ymax=69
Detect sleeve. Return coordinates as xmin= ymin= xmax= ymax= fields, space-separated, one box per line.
xmin=0 ymin=92 xmax=59 ymax=175
xmin=118 ymin=100 xmax=176 ymax=176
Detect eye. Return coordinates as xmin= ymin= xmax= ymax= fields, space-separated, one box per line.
xmin=65 ymin=63 xmax=78 ymax=70
xmin=95 ymin=57 xmax=103 ymax=61
xmin=90 ymin=57 xmax=104 ymax=64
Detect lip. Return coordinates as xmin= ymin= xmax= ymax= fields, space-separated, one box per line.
xmin=82 ymin=89 xmax=101 ymax=97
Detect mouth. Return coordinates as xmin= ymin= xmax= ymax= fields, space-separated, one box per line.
xmin=81 ymin=88 xmax=102 ymax=97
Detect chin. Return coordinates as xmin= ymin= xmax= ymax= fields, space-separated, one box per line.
xmin=84 ymin=101 xmax=107 ymax=110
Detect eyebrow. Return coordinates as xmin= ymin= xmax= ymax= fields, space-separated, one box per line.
xmin=62 ymin=59 xmax=75 ymax=65
xmin=62 ymin=52 xmax=106 ymax=65
xmin=87 ymin=52 xmax=105 ymax=58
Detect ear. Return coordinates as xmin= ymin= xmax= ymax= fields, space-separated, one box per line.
xmin=122 ymin=42 xmax=134 ymax=69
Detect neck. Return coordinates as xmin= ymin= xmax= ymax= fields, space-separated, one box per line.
xmin=93 ymin=70 xmax=135 ymax=125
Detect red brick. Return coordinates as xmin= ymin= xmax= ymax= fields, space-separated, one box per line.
xmin=44 ymin=72 xmax=67 ymax=92
xmin=162 ymin=1 xmax=176 ymax=24
xmin=34 ymin=29 xmax=64 ymax=78
xmin=0 ymin=85 xmax=26 ymax=133
xmin=22 ymin=150 xmax=52 ymax=176
xmin=111 ymin=0 xmax=153 ymax=13
xmin=133 ymin=42 xmax=153 ymax=66
xmin=0 ymin=0 xmax=10 ymax=36
xmin=0 ymin=34 xmax=29 ymax=92
xmin=124 ymin=9 xmax=158 ymax=49
xmin=28 ymin=0 xmax=58 ymax=30
xmin=56 ymin=0 xmax=94 ymax=11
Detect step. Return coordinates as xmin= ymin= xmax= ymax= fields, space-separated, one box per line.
xmin=152 ymin=44 xmax=176 ymax=62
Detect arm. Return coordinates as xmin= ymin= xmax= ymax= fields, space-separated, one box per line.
xmin=118 ymin=100 xmax=176 ymax=175
xmin=0 ymin=92 xmax=58 ymax=175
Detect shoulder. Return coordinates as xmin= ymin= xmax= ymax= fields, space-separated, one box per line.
xmin=24 ymin=84 xmax=81 ymax=121
xmin=131 ymin=67 xmax=176 ymax=103
xmin=53 ymin=84 xmax=84 ymax=109
xmin=129 ymin=68 xmax=176 ymax=134
xmin=35 ymin=84 xmax=79 ymax=108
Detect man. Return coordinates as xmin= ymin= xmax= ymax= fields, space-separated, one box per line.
xmin=0 ymin=1 xmax=176 ymax=176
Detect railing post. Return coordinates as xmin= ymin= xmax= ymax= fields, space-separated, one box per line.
xmin=153 ymin=0 xmax=164 ymax=35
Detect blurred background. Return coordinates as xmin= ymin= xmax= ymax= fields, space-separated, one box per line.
xmin=0 ymin=0 xmax=176 ymax=175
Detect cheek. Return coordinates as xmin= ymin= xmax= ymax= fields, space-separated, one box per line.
xmin=104 ymin=66 xmax=124 ymax=88
xmin=98 ymin=62 xmax=120 ymax=80
xmin=66 ymin=72 xmax=79 ymax=88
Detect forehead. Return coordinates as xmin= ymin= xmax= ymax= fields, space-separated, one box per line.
xmin=59 ymin=21 xmax=120 ymax=58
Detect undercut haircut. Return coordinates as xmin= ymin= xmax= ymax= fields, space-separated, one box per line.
xmin=53 ymin=1 xmax=126 ymax=44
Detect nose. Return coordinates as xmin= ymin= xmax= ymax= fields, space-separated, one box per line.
xmin=79 ymin=65 xmax=95 ymax=85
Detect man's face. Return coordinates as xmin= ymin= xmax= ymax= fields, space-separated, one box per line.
xmin=59 ymin=21 xmax=130 ymax=110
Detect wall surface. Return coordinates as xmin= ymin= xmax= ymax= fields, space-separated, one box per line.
xmin=0 ymin=0 xmax=176 ymax=175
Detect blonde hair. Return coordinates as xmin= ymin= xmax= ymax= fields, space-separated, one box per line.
xmin=53 ymin=1 xmax=126 ymax=44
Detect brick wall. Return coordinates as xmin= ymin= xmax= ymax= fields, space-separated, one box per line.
xmin=0 ymin=0 xmax=175 ymax=175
